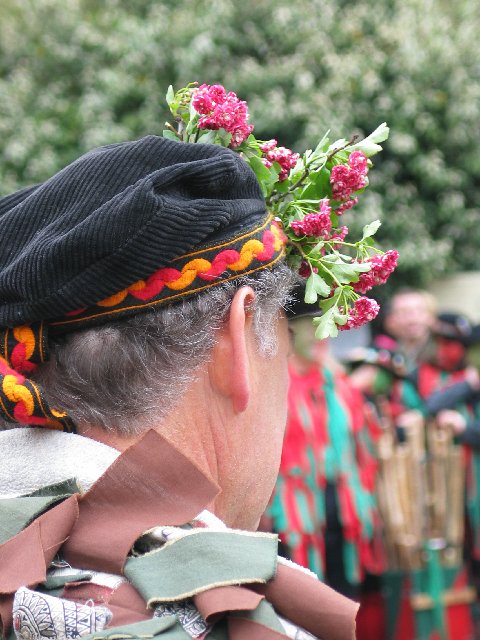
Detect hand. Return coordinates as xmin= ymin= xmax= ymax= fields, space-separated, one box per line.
xmin=436 ymin=409 xmax=467 ymax=435
xmin=465 ymin=366 xmax=480 ymax=390
xmin=349 ymin=364 xmax=378 ymax=393
xmin=396 ymin=410 xmax=423 ymax=430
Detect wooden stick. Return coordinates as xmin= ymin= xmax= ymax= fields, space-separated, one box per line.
xmin=411 ymin=586 xmax=476 ymax=610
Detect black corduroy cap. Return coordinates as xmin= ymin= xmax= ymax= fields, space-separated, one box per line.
xmin=0 ymin=135 xmax=283 ymax=330
xmin=0 ymin=134 xmax=287 ymax=431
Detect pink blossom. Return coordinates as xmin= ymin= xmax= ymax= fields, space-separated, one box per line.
xmin=330 ymin=225 xmax=349 ymax=245
xmin=192 ymin=84 xmax=226 ymax=113
xmin=291 ymin=212 xmax=332 ymax=237
xmin=192 ymin=84 xmax=254 ymax=148
xmin=348 ymin=150 xmax=368 ymax=174
xmin=336 ymin=198 xmax=358 ymax=215
xmin=330 ymin=151 xmax=369 ymax=201
xmin=319 ymin=198 xmax=331 ymax=216
xmin=353 ymin=250 xmax=399 ymax=294
xmin=259 ymin=139 xmax=278 ymax=153
xmin=290 ymin=200 xmax=332 ymax=237
xmin=260 ymin=140 xmax=300 ymax=181
xmin=340 ymin=297 xmax=380 ymax=331
xmin=299 ymin=261 xmax=318 ymax=277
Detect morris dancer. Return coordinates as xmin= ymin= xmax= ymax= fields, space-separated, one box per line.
xmin=0 ymin=83 xmax=394 ymax=640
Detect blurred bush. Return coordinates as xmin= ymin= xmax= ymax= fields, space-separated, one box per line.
xmin=1 ymin=0 xmax=479 ymax=289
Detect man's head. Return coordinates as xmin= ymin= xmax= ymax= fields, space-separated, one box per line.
xmin=383 ymin=288 xmax=436 ymax=349
xmin=0 ymin=135 xmax=296 ymax=529
xmin=30 ymin=265 xmax=294 ymax=436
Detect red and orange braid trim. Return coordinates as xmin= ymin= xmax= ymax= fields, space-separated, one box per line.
xmin=0 ymin=215 xmax=286 ymax=431
xmin=0 ymin=356 xmax=75 ymax=432
xmin=51 ymin=215 xmax=287 ymax=331
xmin=0 ymin=321 xmax=74 ymax=430
xmin=0 ymin=321 xmax=48 ymax=374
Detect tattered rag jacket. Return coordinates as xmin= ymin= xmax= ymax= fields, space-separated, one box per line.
xmin=0 ymin=428 xmax=358 ymax=640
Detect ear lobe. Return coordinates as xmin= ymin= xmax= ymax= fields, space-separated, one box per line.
xmin=209 ymin=287 xmax=255 ymax=414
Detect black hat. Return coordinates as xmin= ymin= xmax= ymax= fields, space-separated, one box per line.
xmin=0 ymin=135 xmax=285 ymax=331
xmin=433 ymin=312 xmax=474 ymax=346
xmin=0 ymin=136 xmax=286 ymax=431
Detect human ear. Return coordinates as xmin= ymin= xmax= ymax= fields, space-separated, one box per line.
xmin=209 ymin=286 xmax=255 ymax=414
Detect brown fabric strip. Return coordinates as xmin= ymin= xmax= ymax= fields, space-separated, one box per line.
xmin=194 ymin=586 xmax=264 ymax=624
xmin=62 ymin=581 xmax=115 ymax=606
xmin=0 ymin=495 xmax=78 ymax=595
xmin=62 ymin=430 xmax=219 ymax=575
xmin=0 ymin=495 xmax=78 ymax=637
xmin=0 ymin=594 xmax=14 ymax=637
xmin=37 ymin=495 xmax=79 ymax=562
xmin=105 ymin=582 xmax=151 ymax=627
xmin=228 ymin=617 xmax=289 ymax=640
xmin=0 ymin=523 xmax=45 ymax=594
xmin=264 ymin=563 xmax=359 ymax=640
xmin=63 ymin=581 xmax=151 ymax=627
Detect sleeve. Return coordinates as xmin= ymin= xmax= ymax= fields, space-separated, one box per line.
xmin=458 ymin=419 xmax=480 ymax=449
xmin=424 ymin=380 xmax=475 ymax=416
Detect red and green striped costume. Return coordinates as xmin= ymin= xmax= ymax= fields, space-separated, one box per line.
xmin=270 ymin=363 xmax=384 ymax=585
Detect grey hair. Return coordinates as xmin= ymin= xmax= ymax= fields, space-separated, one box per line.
xmin=15 ymin=264 xmax=297 ymax=436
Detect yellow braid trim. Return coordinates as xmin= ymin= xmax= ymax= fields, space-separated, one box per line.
xmin=2 ymin=374 xmax=34 ymax=415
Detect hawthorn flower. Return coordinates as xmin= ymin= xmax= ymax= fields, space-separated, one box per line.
xmin=191 ymin=84 xmax=226 ymax=112
xmin=329 ymin=225 xmax=349 ymax=246
xmin=348 ymin=150 xmax=369 ymax=173
xmin=192 ymin=84 xmax=254 ymax=148
xmin=260 ymin=139 xmax=300 ymax=181
xmin=336 ymin=198 xmax=358 ymax=216
xmin=290 ymin=199 xmax=332 ymax=237
xmin=259 ymin=139 xmax=277 ymax=155
xmin=340 ymin=297 xmax=380 ymax=331
xmin=165 ymin=83 xmax=393 ymax=338
xmin=299 ymin=261 xmax=318 ymax=277
xmin=353 ymin=250 xmax=399 ymax=294
xmin=331 ymin=151 xmax=369 ymax=203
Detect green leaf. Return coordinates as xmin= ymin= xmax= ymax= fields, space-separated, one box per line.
xmin=313 ymin=308 xmax=339 ymax=339
xmin=318 ymin=287 xmax=342 ymax=311
xmin=333 ymin=309 xmax=348 ymax=326
xmin=311 ymin=239 xmax=325 ymax=253
xmin=329 ymin=260 xmax=370 ymax=284
xmin=311 ymin=272 xmax=331 ymax=297
xmin=367 ymin=122 xmax=390 ymax=144
xmin=215 ymin=129 xmax=233 ymax=147
xmin=189 ymin=98 xmax=198 ymax=120
xmin=273 ymin=179 xmax=289 ymax=194
xmin=347 ymin=123 xmax=390 ymax=157
xmin=312 ymin=130 xmax=330 ymax=156
xmin=166 ymin=85 xmax=175 ymax=107
xmin=162 ymin=129 xmax=180 ymax=141
xmin=196 ymin=130 xmax=217 ymax=145
xmin=287 ymin=254 xmax=302 ymax=272
xmin=248 ymin=155 xmax=279 ymax=197
xmin=249 ymin=155 xmax=275 ymax=179
xmin=304 ymin=274 xmax=318 ymax=304
xmin=299 ymin=167 xmax=330 ymax=200
xmin=335 ymin=253 xmax=353 ymax=262
xmin=362 ymin=220 xmax=381 ymax=240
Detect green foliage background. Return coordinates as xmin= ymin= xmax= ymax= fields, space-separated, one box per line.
xmin=1 ymin=0 xmax=479 ymax=290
